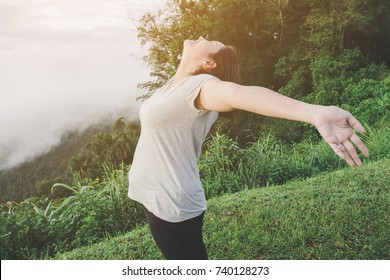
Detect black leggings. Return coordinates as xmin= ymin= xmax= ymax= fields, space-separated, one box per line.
xmin=142 ymin=205 xmax=208 ymax=260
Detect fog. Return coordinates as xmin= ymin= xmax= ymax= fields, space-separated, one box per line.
xmin=0 ymin=0 xmax=166 ymax=170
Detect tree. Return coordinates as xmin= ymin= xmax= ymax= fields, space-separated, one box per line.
xmin=136 ymin=0 xmax=389 ymax=144
xmin=69 ymin=119 xmax=140 ymax=180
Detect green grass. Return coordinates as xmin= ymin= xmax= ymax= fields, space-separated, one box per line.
xmin=53 ymin=158 xmax=390 ymax=260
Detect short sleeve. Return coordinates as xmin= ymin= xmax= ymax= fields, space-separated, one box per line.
xmin=186 ymin=74 xmax=218 ymax=115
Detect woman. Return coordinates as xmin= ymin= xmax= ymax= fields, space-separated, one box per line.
xmin=128 ymin=36 xmax=369 ymax=260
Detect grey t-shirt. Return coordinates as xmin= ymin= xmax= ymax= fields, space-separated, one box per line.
xmin=128 ymin=74 xmax=219 ymax=222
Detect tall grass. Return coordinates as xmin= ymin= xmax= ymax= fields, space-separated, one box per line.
xmin=0 ymin=164 xmax=144 ymax=259
xmin=199 ymin=126 xmax=389 ymax=199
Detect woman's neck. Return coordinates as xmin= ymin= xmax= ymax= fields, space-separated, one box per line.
xmin=173 ymin=59 xmax=199 ymax=83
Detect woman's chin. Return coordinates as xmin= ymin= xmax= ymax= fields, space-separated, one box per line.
xmin=182 ymin=40 xmax=193 ymax=53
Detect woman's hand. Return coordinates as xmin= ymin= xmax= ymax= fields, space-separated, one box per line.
xmin=314 ymin=106 xmax=369 ymax=167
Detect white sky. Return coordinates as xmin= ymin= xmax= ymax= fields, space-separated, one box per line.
xmin=0 ymin=0 xmax=167 ymax=170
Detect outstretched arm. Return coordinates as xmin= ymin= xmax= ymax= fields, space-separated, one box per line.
xmin=198 ymin=79 xmax=369 ymax=167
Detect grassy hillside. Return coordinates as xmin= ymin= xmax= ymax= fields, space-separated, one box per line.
xmin=53 ymin=158 xmax=390 ymax=260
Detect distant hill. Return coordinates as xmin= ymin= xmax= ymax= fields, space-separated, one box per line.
xmin=0 ymin=123 xmax=110 ymax=202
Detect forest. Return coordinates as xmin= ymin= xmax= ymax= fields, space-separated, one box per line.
xmin=0 ymin=0 xmax=389 ymax=260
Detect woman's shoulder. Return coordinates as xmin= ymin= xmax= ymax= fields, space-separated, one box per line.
xmin=194 ymin=73 xmax=217 ymax=79
xmin=191 ymin=74 xmax=220 ymax=84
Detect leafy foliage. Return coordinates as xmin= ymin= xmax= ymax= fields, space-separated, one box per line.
xmin=199 ymin=133 xmax=243 ymax=198
xmin=342 ymin=77 xmax=390 ymax=127
xmin=137 ymin=0 xmax=389 ymax=143
xmin=307 ymin=49 xmax=389 ymax=106
xmin=68 ymin=118 xmax=140 ymax=181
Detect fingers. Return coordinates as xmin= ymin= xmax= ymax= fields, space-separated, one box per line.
xmin=335 ymin=134 xmax=369 ymax=167
xmin=332 ymin=143 xmax=345 ymax=160
xmin=342 ymin=139 xmax=362 ymax=167
xmin=334 ymin=142 xmax=355 ymax=167
xmin=348 ymin=115 xmax=366 ymax=134
xmin=349 ymin=134 xmax=369 ymax=158
xmin=341 ymin=113 xmax=369 ymax=166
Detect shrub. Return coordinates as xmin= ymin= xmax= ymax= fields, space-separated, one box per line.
xmin=199 ymin=133 xmax=243 ymax=198
xmin=342 ymin=78 xmax=390 ymax=127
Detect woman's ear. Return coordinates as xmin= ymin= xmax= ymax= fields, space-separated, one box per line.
xmin=202 ymin=60 xmax=217 ymax=71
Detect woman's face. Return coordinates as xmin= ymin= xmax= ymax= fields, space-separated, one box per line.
xmin=183 ymin=36 xmax=225 ymax=60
